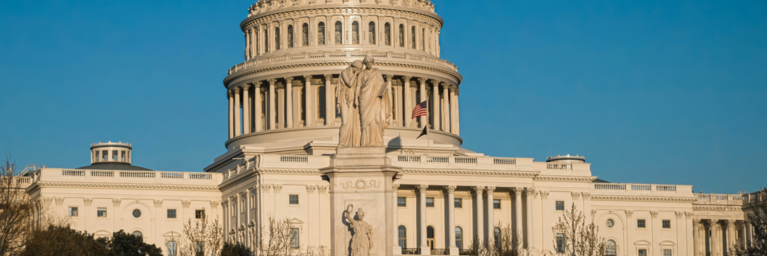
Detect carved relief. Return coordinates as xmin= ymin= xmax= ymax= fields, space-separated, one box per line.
xmin=337 ymin=179 xmax=381 ymax=190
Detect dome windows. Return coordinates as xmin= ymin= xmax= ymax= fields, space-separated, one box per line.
xmin=318 ymin=22 xmax=325 ymax=45
xmin=352 ymin=21 xmax=359 ymax=44
xmin=368 ymin=21 xmax=376 ymax=45
xmin=335 ymin=21 xmax=342 ymax=45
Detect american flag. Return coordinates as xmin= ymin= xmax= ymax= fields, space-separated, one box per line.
xmin=411 ymin=101 xmax=428 ymax=119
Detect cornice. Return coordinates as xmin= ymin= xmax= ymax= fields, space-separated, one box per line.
xmin=34 ymin=182 xmax=220 ymax=191
xmin=242 ymin=5 xmax=444 ymax=30
xmin=534 ymin=175 xmax=597 ymax=183
xmin=693 ymin=205 xmax=744 ymax=212
xmin=402 ymin=169 xmax=537 ymax=177
xmin=592 ymin=195 xmax=698 ymax=203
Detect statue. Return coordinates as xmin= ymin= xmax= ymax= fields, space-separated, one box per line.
xmin=336 ymin=55 xmax=391 ymax=148
xmin=345 ymin=204 xmax=373 ymax=256
xmin=337 ymin=60 xmax=364 ymax=147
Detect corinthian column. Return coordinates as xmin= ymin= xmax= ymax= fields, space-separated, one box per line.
xmin=430 ymin=80 xmax=440 ymax=130
xmin=268 ymin=79 xmax=276 ymax=130
xmin=325 ymin=74 xmax=334 ymax=126
xmin=234 ymin=87 xmax=241 ymax=136
xmin=304 ymin=75 xmax=314 ymax=127
xmin=486 ymin=186 xmax=496 ymax=249
xmin=449 ymin=88 xmax=456 ymax=134
xmin=474 ymin=186 xmax=485 ymax=249
xmin=242 ymin=84 xmax=251 ymax=134
xmin=228 ymin=90 xmax=233 ymax=139
xmin=441 ymin=83 xmax=449 ymax=132
xmin=392 ymin=183 xmax=402 ymax=255
xmin=254 ymin=82 xmax=263 ymax=132
xmin=513 ymin=187 xmax=523 ymax=248
xmin=418 ymin=185 xmax=430 ymax=255
xmin=418 ymin=78 xmax=426 ymax=128
xmin=446 ymin=185 xmax=458 ymax=255
xmin=403 ymin=76 xmax=413 ymax=128
xmin=285 ymin=77 xmax=294 ymax=128
xmin=693 ymin=219 xmax=700 ymax=256
xmin=525 ymin=188 xmax=534 ymax=250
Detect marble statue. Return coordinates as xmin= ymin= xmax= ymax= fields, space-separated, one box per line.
xmin=345 ymin=204 xmax=373 ymax=256
xmin=337 ymin=60 xmax=363 ymax=147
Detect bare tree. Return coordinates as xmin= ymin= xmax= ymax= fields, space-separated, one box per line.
xmin=0 ymin=154 xmax=37 ymax=254
xmin=552 ymin=203 xmax=606 ymax=256
xmin=252 ymin=216 xmax=327 ymax=256
xmin=731 ymin=188 xmax=767 ymax=256
xmin=176 ymin=216 xmax=224 ymax=256
xmin=461 ymin=223 xmax=520 ymax=256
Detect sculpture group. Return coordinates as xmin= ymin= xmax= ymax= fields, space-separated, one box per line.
xmin=337 ymin=55 xmax=392 ymax=148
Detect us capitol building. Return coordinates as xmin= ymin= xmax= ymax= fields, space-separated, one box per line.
xmin=21 ymin=0 xmax=764 ymax=256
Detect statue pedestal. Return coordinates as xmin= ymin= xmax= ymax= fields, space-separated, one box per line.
xmin=321 ymin=147 xmax=401 ymax=256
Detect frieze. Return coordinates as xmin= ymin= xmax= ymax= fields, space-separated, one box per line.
xmin=336 ymin=178 xmax=382 ymax=190
xmin=35 ymin=182 xmax=219 ymax=191
xmin=402 ymin=169 xmax=536 ymax=177
xmin=592 ymin=196 xmax=698 ymax=202
xmin=693 ymin=205 xmax=744 ymax=211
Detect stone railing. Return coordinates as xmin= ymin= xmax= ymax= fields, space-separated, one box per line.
xmin=593 ymin=183 xmax=692 ymax=194
xmin=390 ymin=155 xmax=527 ymax=171
xmin=28 ymin=168 xmax=221 ymax=186
xmin=226 ymin=50 xmax=458 ymax=79
xmin=742 ymin=191 xmax=767 ymax=204
xmin=695 ymin=193 xmax=744 ymax=205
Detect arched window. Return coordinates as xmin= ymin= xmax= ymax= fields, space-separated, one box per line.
xmin=426 ymin=226 xmax=435 ymax=250
xmin=422 ymin=28 xmax=426 ymax=50
xmin=411 ymin=26 xmax=416 ymax=49
xmin=368 ymin=21 xmax=376 ymax=44
xmin=455 ymin=227 xmax=463 ymax=249
xmin=399 ymin=24 xmax=404 ymax=47
xmin=385 ymin=23 xmax=391 ymax=46
xmin=132 ymin=231 xmax=142 ymax=237
xmin=318 ymin=22 xmax=325 ymax=45
xmin=264 ymin=28 xmax=269 ymax=52
xmin=335 ymin=21 xmax=342 ymax=45
xmin=287 ymin=25 xmax=294 ymax=48
xmin=275 ymin=27 xmax=281 ymax=50
xmin=352 ymin=21 xmax=360 ymax=44
xmin=606 ymin=240 xmax=617 ymax=256
xmin=302 ymin=23 xmax=309 ymax=46
xmin=398 ymin=225 xmax=407 ymax=249
xmin=494 ymin=227 xmax=501 ymax=249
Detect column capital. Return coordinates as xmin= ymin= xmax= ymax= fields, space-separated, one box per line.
xmin=525 ymin=187 xmax=536 ymax=194
xmin=392 ymin=183 xmax=400 ymax=190
xmin=233 ymin=86 xmax=241 ymax=94
xmin=439 ymin=81 xmax=449 ymax=87
xmin=285 ymin=76 xmax=294 ymax=83
xmin=403 ymin=75 xmax=412 ymax=81
xmin=324 ymin=74 xmax=334 ymax=80
xmin=418 ymin=77 xmax=427 ymax=84
xmin=540 ymin=190 xmax=549 ymax=199
xmin=445 ymin=185 xmax=456 ymax=193
xmin=305 ymin=185 xmax=316 ymax=193
xmin=429 ymin=79 xmax=440 ymax=85
xmin=304 ymin=75 xmax=313 ymax=81
xmin=417 ymin=184 xmax=429 ymax=191
xmin=625 ymin=210 xmax=633 ymax=218
xmin=685 ymin=212 xmax=694 ymax=218
xmin=267 ymin=78 xmax=277 ymax=85
xmin=650 ymin=211 xmax=659 ymax=218
xmin=675 ymin=211 xmax=684 ymax=219
xmin=510 ymin=187 xmax=522 ymax=193
xmin=571 ymin=192 xmax=581 ymax=199
xmin=241 ymin=83 xmax=251 ymax=90
xmin=228 ymin=90 xmax=233 ymax=97
xmin=473 ymin=186 xmax=485 ymax=193
xmin=581 ymin=192 xmax=591 ymax=200
xmin=384 ymin=74 xmax=393 ymax=81
xmin=486 ymin=186 xmax=496 ymax=193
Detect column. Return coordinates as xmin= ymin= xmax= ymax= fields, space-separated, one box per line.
xmin=254 ymin=82 xmax=263 ymax=132
xmin=474 ymin=186 xmax=485 ymax=249
xmin=244 ymin=30 xmax=250 ymax=60
xmin=268 ymin=79 xmax=276 ymax=130
xmin=455 ymin=93 xmax=460 ymax=135
xmin=228 ymin=90 xmax=233 ymax=139
xmin=403 ymin=76 xmax=412 ymax=128
xmin=277 ymin=82 xmax=285 ymax=129
xmin=285 ymin=77 xmax=294 ymax=128
xmin=727 ymin=219 xmax=735 ymax=252
xmin=418 ymin=185 xmax=430 ymax=255
xmin=525 ymin=188 xmax=534 ymax=250
xmin=387 ymin=74 xmax=398 ymax=126
xmin=242 ymin=84 xmax=251 ymax=134
xmin=393 ymin=184 xmax=402 ymax=255
xmin=712 ymin=219 xmax=720 ymax=256
xmin=234 ymin=87 xmax=241 ymax=136
xmin=441 ymin=83 xmax=449 ymax=132
xmin=486 ymin=186 xmax=495 ymax=249
xmin=431 ymin=80 xmax=440 ymax=130
xmin=446 ymin=185 xmax=458 ymax=255
xmin=418 ymin=78 xmax=427 ymax=128
xmin=693 ymin=219 xmax=700 ymax=256
xmin=304 ymin=75 xmax=314 ymax=127
xmin=513 ymin=187 xmax=523 ymax=249
xmin=250 ymin=28 xmax=257 ymax=58
xmin=740 ymin=220 xmax=747 ymax=248
xmin=449 ymin=88 xmax=456 ymax=134
xmin=325 ymin=75 xmax=334 ymax=126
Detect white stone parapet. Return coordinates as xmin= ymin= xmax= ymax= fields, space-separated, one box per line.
xmin=593 ymin=183 xmax=694 ymax=195
xmin=28 ymin=168 xmax=222 ymax=186
xmin=695 ymin=193 xmax=744 ymax=205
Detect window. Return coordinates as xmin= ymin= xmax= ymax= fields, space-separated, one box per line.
xmin=290 ymin=228 xmax=299 ymax=248
xmin=167 ymin=209 xmax=177 ymax=219
xmin=168 ymin=241 xmax=177 ymax=256
xmin=95 ymin=151 xmax=100 ymax=162
xmin=275 ymin=27 xmax=281 ymax=50
xmin=493 ymin=199 xmax=501 ymax=209
xmin=132 ymin=209 xmax=141 ymax=218
xmin=638 ymin=249 xmax=647 ymax=256
xmin=121 ymin=151 xmax=126 ymax=162
xmin=289 ymin=195 xmax=299 ymax=205
xmin=663 ymin=220 xmax=671 ymax=229
xmin=411 ymin=26 xmax=416 ymax=49
xmin=302 ymin=23 xmax=308 ymax=46
xmin=196 ymin=242 xmax=204 ymax=256
xmin=385 ymin=23 xmax=391 ymax=45
xmin=426 ymin=226 xmax=435 ymax=250
xmin=494 ymin=227 xmax=501 ymax=249
xmin=251 ymin=195 xmax=256 ymax=209
xmin=556 ymin=233 xmax=564 ymax=253
xmin=455 ymin=227 xmax=463 ymax=249
xmin=97 ymin=207 xmax=107 ymax=217
xmin=637 ymin=219 xmax=646 ymax=228
xmin=102 ymin=150 xmax=108 ymax=161
xmin=368 ymin=21 xmax=376 ymax=44
xmin=663 ymin=249 xmax=672 ymax=256
xmin=287 ymin=25 xmax=294 ymax=48
xmin=112 ymin=150 xmax=118 ymax=161
xmin=606 ymin=219 xmax=614 ymax=228
xmin=132 ymin=231 xmax=142 ymax=237
xmin=426 ymin=197 xmax=434 ymax=207
xmin=352 ymin=21 xmax=359 ymax=44
xmin=556 ymin=201 xmax=564 ymax=211
xmin=397 ymin=197 xmax=406 ymax=207
xmin=195 ymin=209 xmax=205 ymax=219
xmin=231 ymin=204 xmax=236 ymax=216
xmin=422 ymin=28 xmax=426 ymax=50
xmin=69 ymin=207 xmax=78 ymax=217
xmin=606 ymin=240 xmax=616 ymax=256
xmin=398 ymin=226 xmax=407 ymax=249
xmin=335 ymin=21 xmax=342 ymax=45
xmin=264 ymin=28 xmax=269 ymax=52
xmin=399 ymin=24 xmax=404 ymax=47
xmin=318 ymin=22 xmax=325 ymax=45
xmin=454 ymin=198 xmax=462 ymax=208
xmin=241 ymin=199 xmax=246 ymax=213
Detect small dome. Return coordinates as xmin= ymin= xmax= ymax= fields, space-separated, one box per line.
xmin=78 ymin=141 xmax=152 ymax=170
xmin=546 ymin=154 xmax=586 ymax=163
xmin=77 ymin=162 xmax=151 ymax=171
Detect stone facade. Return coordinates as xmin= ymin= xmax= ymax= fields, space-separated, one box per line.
xmin=19 ymin=1 xmax=763 ymax=256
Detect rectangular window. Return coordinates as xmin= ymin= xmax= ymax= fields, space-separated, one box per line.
xmin=290 ymin=228 xmax=300 ymax=248
xmin=638 ymin=249 xmax=647 ymax=256
xmin=195 ymin=210 xmax=205 ymax=219
xmin=555 ymin=201 xmax=565 ymax=211
xmin=493 ymin=199 xmax=501 ymax=209
xmin=231 ymin=204 xmax=236 ymax=216
xmin=196 ymin=242 xmax=204 ymax=256
xmin=97 ymin=207 xmax=107 ymax=217
xmin=102 ymin=150 xmax=108 ymax=161
xmin=69 ymin=207 xmax=78 ymax=217
xmin=638 ymin=219 xmax=646 ymax=228
xmin=663 ymin=220 xmax=671 ymax=229
xmin=556 ymin=233 xmax=564 ymax=253
xmin=454 ymin=198 xmax=462 ymax=208
xmin=167 ymin=209 xmax=177 ymax=219
xmin=289 ymin=195 xmax=299 ymax=205
xmin=121 ymin=151 xmax=126 ymax=162
xmin=95 ymin=151 xmax=100 ymax=162
xmin=112 ymin=150 xmax=118 ymax=161
xmin=241 ymin=199 xmax=246 ymax=213
xmin=397 ymin=197 xmax=406 ymax=207
xmin=663 ymin=249 xmax=672 ymax=256
xmin=168 ymin=241 xmax=177 ymax=256
xmin=426 ymin=197 xmax=434 ymax=207
xmin=251 ymin=196 xmax=256 ymax=209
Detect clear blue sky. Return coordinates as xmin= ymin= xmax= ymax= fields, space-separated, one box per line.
xmin=1 ymin=1 xmax=765 ymax=194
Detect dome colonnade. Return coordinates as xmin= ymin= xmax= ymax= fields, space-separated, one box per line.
xmin=223 ymin=0 xmax=463 ymax=149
